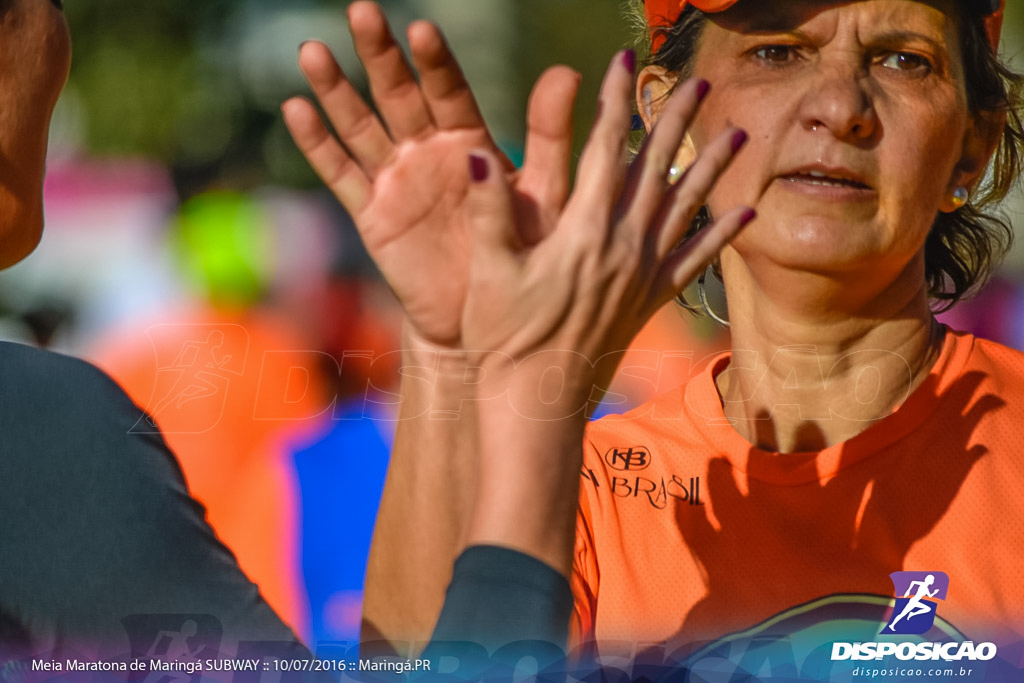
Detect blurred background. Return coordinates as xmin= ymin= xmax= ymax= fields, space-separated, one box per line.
xmin=1 ymin=0 xmax=1023 ymax=652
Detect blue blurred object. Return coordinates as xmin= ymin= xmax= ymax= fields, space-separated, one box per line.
xmin=293 ymin=398 xmax=394 ymax=647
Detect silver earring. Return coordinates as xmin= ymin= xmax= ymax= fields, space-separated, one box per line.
xmin=668 ymin=166 xmax=682 ymax=183
xmin=697 ymin=266 xmax=730 ymax=327
xmin=950 ymin=186 xmax=969 ymax=209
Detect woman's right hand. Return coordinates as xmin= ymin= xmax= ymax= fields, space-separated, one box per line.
xmin=282 ymin=1 xmax=581 ymax=349
xmin=459 ymin=52 xmax=754 ymax=574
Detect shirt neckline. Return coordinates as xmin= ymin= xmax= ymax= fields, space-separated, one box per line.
xmin=684 ymin=327 xmax=974 ymax=485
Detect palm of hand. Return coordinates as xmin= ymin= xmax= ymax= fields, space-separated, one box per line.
xmin=357 ymin=131 xmax=505 ymax=347
xmin=282 ymin=8 xmax=575 ymax=350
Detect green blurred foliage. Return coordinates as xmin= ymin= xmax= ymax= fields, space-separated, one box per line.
xmin=64 ymin=0 xmax=239 ymax=160
xmin=57 ymin=0 xmax=1024 ymax=194
xmin=61 ymin=0 xmax=633 ymax=192
xmin=515 ymin=0 xmax=633 ymax=164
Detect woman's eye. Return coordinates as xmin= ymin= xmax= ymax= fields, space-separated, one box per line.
xmin=753 ymin=46 xmax=798 ymax=64
xmin=879 ymin=52 xmax=931 ymax=73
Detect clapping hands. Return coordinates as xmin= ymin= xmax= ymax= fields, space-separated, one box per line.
xmin=282 ymin=1 xmax=581 ymax=351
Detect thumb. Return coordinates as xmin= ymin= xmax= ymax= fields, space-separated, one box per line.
xmin=466 ymin=151 xmax=520 ymax=260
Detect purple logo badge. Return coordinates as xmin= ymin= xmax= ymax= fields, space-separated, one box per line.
xmin=883 ymin=571 xmax=949 ymax=635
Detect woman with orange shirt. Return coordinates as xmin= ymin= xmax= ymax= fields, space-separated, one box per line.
xmin=285 ymin=0 xmax=1023 ymax=678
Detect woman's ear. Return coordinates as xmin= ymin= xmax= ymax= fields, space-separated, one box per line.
xmin=941 ymin=108 xmax=1006 ymax=213
xmin=636 ymin=65 xmax=677 ymax=132
xmin=636 ymin=65 xmax=697 ymax=178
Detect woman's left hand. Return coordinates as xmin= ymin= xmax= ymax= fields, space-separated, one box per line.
xmin=460 ymin=51 xmax=754 ymax=573
xmin=460 ymin=52 xmax=757 ymax=573
xmin=462 ymin=51 xmax=754 ymax=414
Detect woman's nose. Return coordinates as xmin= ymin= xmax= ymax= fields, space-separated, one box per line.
xmin=799 ymin=60 xmax=878 ymax=142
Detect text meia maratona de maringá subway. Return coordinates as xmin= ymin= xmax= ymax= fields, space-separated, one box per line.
xmin=30 ymin=658 xmax=263 ymax=674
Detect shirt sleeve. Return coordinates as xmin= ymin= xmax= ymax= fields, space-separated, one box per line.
xmin=425 ymin=544 xmax=572 ymax=668
xmin=570 ymin=492 xmax=599 ymax=653
xmin=570 ymin=437 xmax=603 ymax=653
xmin=0 ymin=344 xmax=306 ymax=660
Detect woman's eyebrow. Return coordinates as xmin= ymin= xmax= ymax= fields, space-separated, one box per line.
xmin=731 ymin=24 xmax=813 ymax=42
xmin=867 ymin=30 xmax=947 ymax=52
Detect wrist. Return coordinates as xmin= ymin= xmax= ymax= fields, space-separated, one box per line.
xmin=398 ymin=320 xmax=479 ymax=420
xmin=401 ymin=321 xmax=466 ymax=367
xmin=476 ymin=349 xmax=603 ymax=422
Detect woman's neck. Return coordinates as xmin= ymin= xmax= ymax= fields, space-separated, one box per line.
xmin=717 ymin=254 xmax=944 ymax=453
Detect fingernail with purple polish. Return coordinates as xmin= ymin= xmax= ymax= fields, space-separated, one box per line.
xmin=696 ymin=80 xmax=711 ymax=103
xmin=469 ymin=153 xmax=489 ymax=183
xmin=731 ymin=129 xmax=748 ymax=153
xmin=622 ymin=49 xmax=636 ymax=73
xmin=740 ymin=208 xmax=757 ymax=226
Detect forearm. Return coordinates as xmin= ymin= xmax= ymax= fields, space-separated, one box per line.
xmin=361 ymin=325 xmax=478 ymax=655
xmin=466 ymin=354 xmax=591 ymax=578
xmin=415 ymin=356 xmax=589 ymax=663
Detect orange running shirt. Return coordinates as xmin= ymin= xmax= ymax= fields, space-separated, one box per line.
xmin=574 ymin=329 xmax=1024 ymax=665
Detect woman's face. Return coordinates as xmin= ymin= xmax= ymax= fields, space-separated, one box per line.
xmin=0 ymin=0 xmax=71 ymax=268
xmin=686 ymin=0 xmax=983 ymax=285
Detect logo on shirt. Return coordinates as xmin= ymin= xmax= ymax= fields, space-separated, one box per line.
xmin=883 ymin=571 xmax=949 ymax=635
xmin=583 ymin=447 xmax=703 ymax=509
xmin=604 ymin=446 xmax=651 ymax=471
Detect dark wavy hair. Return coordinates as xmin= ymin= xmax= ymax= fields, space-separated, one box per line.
xmin=629 ymin=0 xmax=1023 ymax=312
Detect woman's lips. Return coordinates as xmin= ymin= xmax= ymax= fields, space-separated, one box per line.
xmin=782 ymin=171 xmax=871 ymax=189
xmin=775 ymin=166 xmax=876 ymax=199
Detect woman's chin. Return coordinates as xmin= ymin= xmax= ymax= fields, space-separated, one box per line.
xmin=737 ymin=215 xmax=916 ymax=278
xmin=0 ymin=210 xmax=44 ymax=270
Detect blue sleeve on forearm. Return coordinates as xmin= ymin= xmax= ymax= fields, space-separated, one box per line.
xmin=429 ymin=545 xmax=572 ymax=652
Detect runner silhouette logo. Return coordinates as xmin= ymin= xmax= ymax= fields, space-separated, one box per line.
xmin=883 ymin=571 xmax=950 ymax=635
